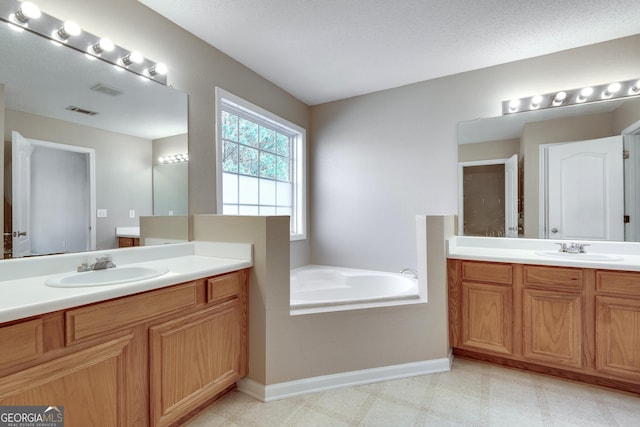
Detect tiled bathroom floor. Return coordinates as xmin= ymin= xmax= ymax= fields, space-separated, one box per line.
xmin=186 ymin=358 xmax=640 ymax=426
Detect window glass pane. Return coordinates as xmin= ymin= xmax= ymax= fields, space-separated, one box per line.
xmin=239 ymin=118 xmax=258 ymax=148
xmin=239 ymin=175 xmax=259 ymax=204
xmin=223 ymin=204 xmax=238 ymax=215
xmin=223 ymin=141 xmax=238 ymax=173
xmin=276 ymin=155 xmax=290 ymax=182
xmin=259 ymin=178 xmax=276 ymax=205
xmin=276 ymin=133 xmax=290 ymax=157
xmin=222 ymin=172 xmax=238 ymax=204
xmin=239 ymin=205 xmax=259 ymax=215
xmin=239 ymin=146 xmax=259 ymax=176
xmin=276 ymin=206 xmax=292 ymax=217
xmin=277 ymin=181 xmax=292 ymax=206
xmin=260 ymin=206 xmax=277 ymax=215
xmin=222 ymin=111 xmax=238 ymax=141
xmin=260 ymin=152 xmax=276 ymax=179
xmin=259 ymin=127 xmax=276 ymax=152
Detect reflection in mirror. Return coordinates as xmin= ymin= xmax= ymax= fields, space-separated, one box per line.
xmin=458 ymin=97 xmax=640 ymax=241
xmin=1 ymin=21 xmax=188 ymax=258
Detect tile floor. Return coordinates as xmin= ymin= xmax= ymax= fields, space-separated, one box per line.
xmin=186 ymin=358 xmax=640 ymax=426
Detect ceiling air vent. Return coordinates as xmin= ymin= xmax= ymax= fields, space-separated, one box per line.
xmin=90 ymin=83 xmax=123 ymax=97
xmin=66 ymin=106 xmax=98 ymax=116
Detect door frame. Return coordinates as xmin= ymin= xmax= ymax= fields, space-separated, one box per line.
xmin=623 ymin=119 xmax=640 ymax=242
xmin=14 ymin=135 xmax=96 ymax=254
xmin=457 ymin=157 xmax=515 ymax=237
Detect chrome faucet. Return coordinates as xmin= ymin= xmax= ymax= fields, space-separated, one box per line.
xmin=555 ymin=242 xmax=590 ymax=254
xmin=77 ymin=254 xmax=116 ymax=272
xmin=400 ymin=267 xmax=418 ymax=279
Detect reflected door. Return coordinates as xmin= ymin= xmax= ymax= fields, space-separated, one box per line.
xmin=543 ymin=136 xmax=623 ymax=241
xmin=11 ymin=131 xmax=33 ymax=257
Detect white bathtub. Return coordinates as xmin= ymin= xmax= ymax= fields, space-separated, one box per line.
xmin=290 ymin=265 xmax=420 ymax=313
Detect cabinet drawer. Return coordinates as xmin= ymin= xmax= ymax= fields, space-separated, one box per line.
xmin=597 ymin=271 xmax=640 ymax=297
xmin=461 ymin=261 xmax=512 ymax=285
xmin=0 ymin=319 xmax=43 ymax=369
xmin=208 ymin=271 xmax=244 ymax=304
xmin=524 ymin=265 xmax=582 ymax=292
xmin=66 ymin=282 xmax=197 ymax=344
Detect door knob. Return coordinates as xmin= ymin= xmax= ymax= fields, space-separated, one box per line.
xmin=13 ymin=231 xmax=27 ymax=237
xmin=551 ymin=228 xmax=559 ymax=234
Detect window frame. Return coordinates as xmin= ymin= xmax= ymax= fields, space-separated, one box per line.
xmin=215 ymin=87 xmax=307 ymax=241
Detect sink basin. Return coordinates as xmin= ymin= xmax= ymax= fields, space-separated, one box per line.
xmin=534 ymin=251 xmax=623 ymax=262
xmin=46 ymin=266 xmax=169 ymax=288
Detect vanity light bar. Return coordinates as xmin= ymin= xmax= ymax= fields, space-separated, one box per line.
xmin=502 ymin=78 xmax=640 ymax=115
xmin=158 ymin=154 xmax=188 ymax=164
xmin=0 ymin=0 xmax=168 ymax=85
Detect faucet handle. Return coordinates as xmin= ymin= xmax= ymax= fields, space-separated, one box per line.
xmin=554 ymin=242 xmax=568 ymax=252
xmin=578 ymin=243 xmax=590 ymax=253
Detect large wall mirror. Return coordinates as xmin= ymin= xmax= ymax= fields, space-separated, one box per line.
xmin=1 ymin=21 xmax=188 ymax=258
xmin=458 ymin=96 xmax=640 ymax=242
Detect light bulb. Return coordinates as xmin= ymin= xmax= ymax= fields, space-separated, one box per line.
xmin=147 ymin=63 xmax=168 ymax=76
xmin=530 ymin=95 xmax=543 ymax=110
xmin=14 ymin=1 xmax=41 ymax=23
xmin=55 ymin=21 xmax=81 ymax=40
xmin=576 ymin=87 xmax=593 ymax=103
xmin=602 ymin=82 xmax=621 ymax=99
xmin=90 ymin=38 xmax=115 ymax=55
xmin=508 ymin=99 xmax=520 ymax=112
xmin=552 ymin=91 xmax=567 ymax=106
xmin=122 ymin=51 xmax=144 ymax=66
xmin=629 ymin=80 xmax=640 ymax=95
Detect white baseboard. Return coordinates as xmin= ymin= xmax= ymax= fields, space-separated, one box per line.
xmin=237 ymin=354 xmax=452 ymax=402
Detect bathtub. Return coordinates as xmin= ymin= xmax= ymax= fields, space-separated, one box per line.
xmin=290 ymin=265 xmax=420 ymax=313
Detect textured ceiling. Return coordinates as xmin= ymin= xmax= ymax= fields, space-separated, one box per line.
xmin=139 ymin=0 xmax=640 ymax=105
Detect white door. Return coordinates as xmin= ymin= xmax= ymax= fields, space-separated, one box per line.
xmin=11 ymin=131 xmax=33 ymax=257
xmin=544 ymin=135 xmax=623 ymax=241
xmin=505 ymin=154 xmax=518 ymax=238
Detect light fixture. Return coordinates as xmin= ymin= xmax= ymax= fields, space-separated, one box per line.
xmin=0 ymin=0 xmax=168 ymax=85
xmin=158 ymin=153 xmax=188 ymax=164
xmin=503 ymin=78 xmax=640 ymax=115
xmin=54 ymin=20 xmax=81 ymax=41
xmin=12 ymin=1 xmax=40 ymax=24
xmin=121 ymin=51 xmax=143 ymax=66
xmin=89 ymin=37 xmax=114 ymax=55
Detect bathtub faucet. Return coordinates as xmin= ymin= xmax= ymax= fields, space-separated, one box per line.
xmin=400 ymin=267 xmax=418 ymax=279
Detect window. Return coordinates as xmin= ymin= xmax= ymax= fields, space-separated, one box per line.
xmin=215 ymin=88 xmax=306 ymax=240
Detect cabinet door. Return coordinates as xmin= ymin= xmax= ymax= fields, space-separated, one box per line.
xmin=0 ymin=334 xmax=131 ymax=426
xmin=596 ymin=296 xmax=640 ymax=381
xmin=150 ymin=301 xmax=245 ymax=427
xmin=461 ymin=282 xmax=513 ymax=355
xmin=523 ymin=289 xmax=582 ymax=367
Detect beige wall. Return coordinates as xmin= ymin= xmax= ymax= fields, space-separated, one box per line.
xmin=192 ymin=214 xmax=453 ymax=385
xmin=458 ymin=138 xmax=519 ymax=163
xmin=34 ymin=0 xmax=312 ymax=265
xmin=521 ymin=112 xmax=614 ymax=237
xmin=310 ymin=35 xmax=640 ymax=272
xmin=140 ymin=215 xmax=189 ymax=244
xmin=152 ymin=133 xmax=188 ymax=165
xmin=5 ymin=109 xmax=152 ymax=249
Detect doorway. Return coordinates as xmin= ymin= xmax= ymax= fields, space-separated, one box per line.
xmin=7 ymin=131 xmax=96 ymax=257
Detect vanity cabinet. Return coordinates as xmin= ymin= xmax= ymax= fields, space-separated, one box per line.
xmin=0 ymin=268 xmax=249 ymax=427
xmin=448 ymin=259 xmax=640 ymax=393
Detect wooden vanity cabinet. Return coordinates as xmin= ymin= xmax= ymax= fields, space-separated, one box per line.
xmin=0 ymin=268 xmax=249 ymax=427
xmin=595 ymin=271 xmax=640 ymax=383
xmin=449 ymin=259 xmax=640 ymax=393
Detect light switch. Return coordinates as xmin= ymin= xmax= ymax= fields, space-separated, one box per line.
xmin=97 ymin=209 xmax=107 ymax=218
xmin=129 ymin=209 xmax=135 ymax=218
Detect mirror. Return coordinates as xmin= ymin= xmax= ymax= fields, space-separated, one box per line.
xmin=1 ymin=21 xmax=188 ymax=258
xmin=458 ymin=97 xmax=640 ymax=241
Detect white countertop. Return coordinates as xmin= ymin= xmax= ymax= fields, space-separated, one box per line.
xmin=116 ymin=226 xmax=140 ymax=238
xmin=0 ymin=241 xmax=252 ymax=323
xmin=448 ymin=236 xmax=640 ymax=271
